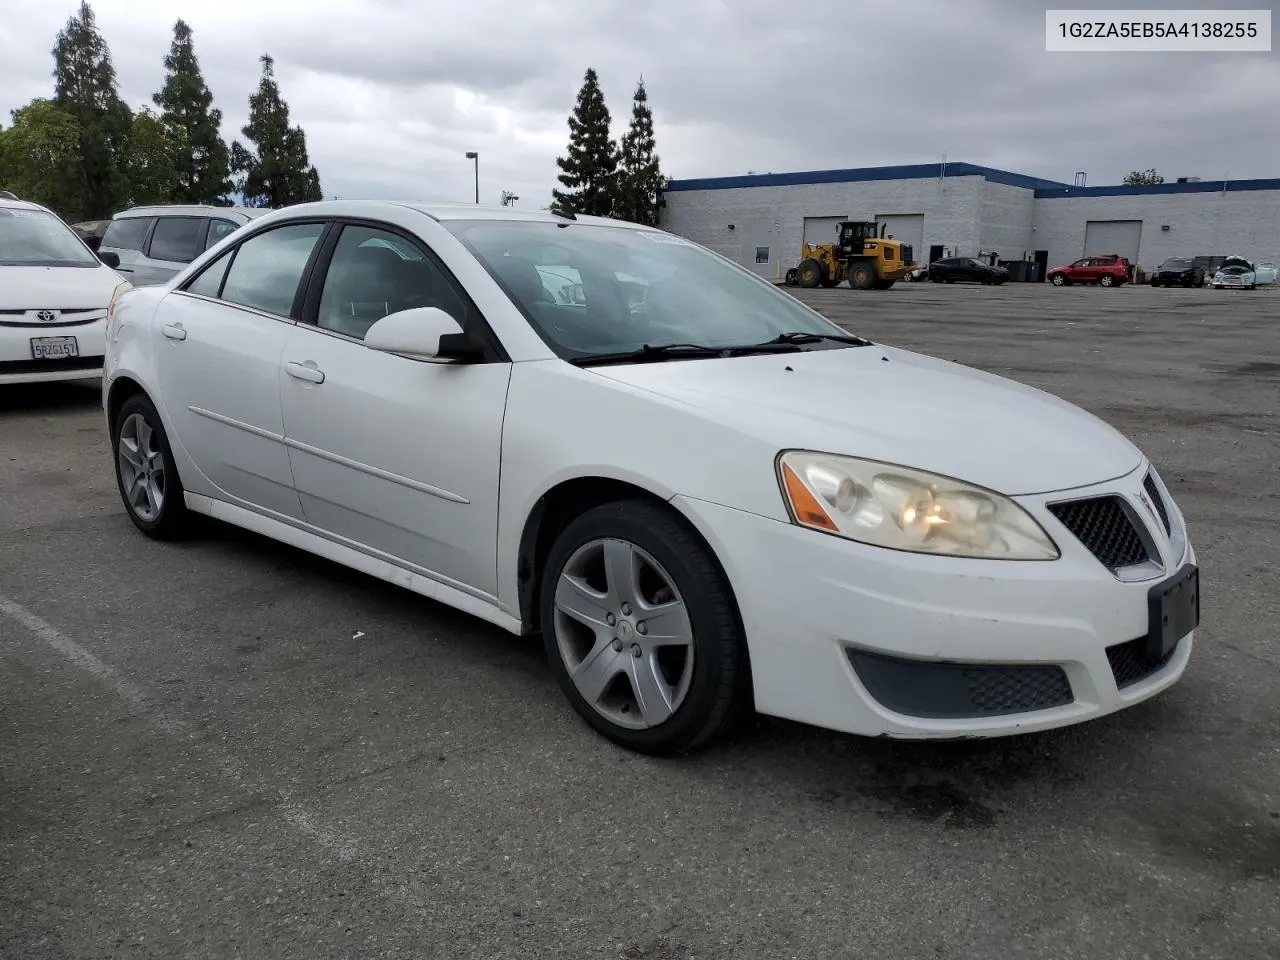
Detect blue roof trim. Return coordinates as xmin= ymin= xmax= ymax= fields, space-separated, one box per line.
xmin=664 ymin=162 xmax=1072 ymax=193
xmin=1034 ymin=178 xmax=1280 ymax=198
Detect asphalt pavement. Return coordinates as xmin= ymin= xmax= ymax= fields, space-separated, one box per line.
xmin=2 ymin=281 xmax=1277 ymax=959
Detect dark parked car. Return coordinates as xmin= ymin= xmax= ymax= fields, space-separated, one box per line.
xmin=1150 ymin=257 xmax=1203 ymax=287
xmin=928 ymin=257 xmax=1008 ymax=285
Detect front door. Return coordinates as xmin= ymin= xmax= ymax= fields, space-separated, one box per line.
xmin=279 ymin=222 xmax=511 ymax=595
xmin=151 ymin=219 xmax=327 ymax=519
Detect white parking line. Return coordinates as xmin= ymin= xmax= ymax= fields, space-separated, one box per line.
xmin=0 ymin=592 xmax=359 ymax=862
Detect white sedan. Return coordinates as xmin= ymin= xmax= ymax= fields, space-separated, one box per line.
xmin=101 ymin=200 xmax=1200 ymax=754
xmin=1 ymin=196 xmax=128 ymax=384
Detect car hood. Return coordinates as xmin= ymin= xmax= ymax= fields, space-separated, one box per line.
xmin=1 ymin=264 xmax=124 ymax=309
xmin=587 ymin=344 xmax=1143 ymax=496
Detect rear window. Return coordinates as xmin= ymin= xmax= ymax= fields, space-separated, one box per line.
xmin=102 ymin=216 xmax=152 ymax=252
xmin=147 ymin=216 xmax=204 ymax=264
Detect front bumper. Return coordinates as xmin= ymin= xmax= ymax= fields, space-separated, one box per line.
xmin=0 ymin=317 xmax=106 ymax=384
xmin=675 ymin=463 xmax=1196 ymax=739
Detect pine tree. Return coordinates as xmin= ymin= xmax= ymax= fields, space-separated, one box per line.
xmin=51 ymin=0 xmax=133 ymax=218
xmin=153 ymin=19 xmax=231 ymax=205
xmin=615 ymin=78 xmax=664 ymax=226
xmin=551 ymin=68 xmax=618 ymax=218
xmin=229 ymin=54 xmax=324 ymax=208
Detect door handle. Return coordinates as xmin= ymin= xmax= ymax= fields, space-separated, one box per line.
xmin=161 ymin=322 xmax=187 ymax=340
xmin=286 ymin=361 xmax=325 ymax=384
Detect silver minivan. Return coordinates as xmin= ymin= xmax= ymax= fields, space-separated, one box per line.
xmin=98 ymin=205 xmax=271 ymax=286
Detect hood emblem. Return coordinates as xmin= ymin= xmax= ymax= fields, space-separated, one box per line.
xmin=35 ymin=310 xmax=57 ymax=322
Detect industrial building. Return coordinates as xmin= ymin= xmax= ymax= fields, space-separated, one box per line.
xmin=657 ymin=162 xmax=1280 ymax=281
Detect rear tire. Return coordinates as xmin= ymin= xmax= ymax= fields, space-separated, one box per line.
xmin=1099 ymin=274 xmax=1114 ymax=287
xmin=796 ymin=258 xmax=823 ymax=289
xmin=539 ymin=499 xmax=749 ymax=755
xmin=112 ymin=393 xmax=191 ymax=540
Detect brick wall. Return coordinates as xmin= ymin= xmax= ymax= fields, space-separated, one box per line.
xmin=660 ymin=176 xmax=995 ymax=274
xmin=1032 ymin=189 xmax=1280 ymax=271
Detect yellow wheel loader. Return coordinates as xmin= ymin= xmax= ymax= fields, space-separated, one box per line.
xmin=793 ymin=221 xmax=917 ymax=290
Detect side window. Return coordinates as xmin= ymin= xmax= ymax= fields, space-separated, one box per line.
xmin=205 ymin=218 xmax=239 ymax=250
xmin=101 ymin=217 xmax=151 ymax=251
xmin=146 ymin=216 xmax=204 ymax=264
xmin=316 ymin=224 xmax=466 ymax=340
xmin=220 ymin=222 xmax=326 ymax=318
xmin=186 ymin=250 xmax=232 ymax=298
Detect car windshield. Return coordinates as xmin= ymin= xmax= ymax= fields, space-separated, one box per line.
xmin=1161 ymin=259 xmax=1191 ymax=269
xmin=442 ymin=219 xmax=852 ymax=359
xmin=0 ymin=206 xmax=99 ymax=267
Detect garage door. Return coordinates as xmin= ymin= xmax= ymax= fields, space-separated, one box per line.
xmin=1083 ymin=219 xmax=1143 ymax=262
xmin=803 ymin=216 xmax=846 ymax=247
xmin=875 ymin=214 xmax=925 ymax=262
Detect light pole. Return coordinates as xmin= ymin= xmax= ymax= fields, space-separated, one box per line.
xmin=465 ymin=151 xmax=478 ymax=204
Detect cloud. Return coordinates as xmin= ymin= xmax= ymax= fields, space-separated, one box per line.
xmin=2 ymin=0 xmax=1276 ymax=209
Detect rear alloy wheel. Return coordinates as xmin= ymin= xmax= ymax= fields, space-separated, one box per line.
xmin=1099 ymin=274 xmax=1114 ymax=287
xmin=540 ymin=500 xmax=747 ymax=755
xmin=112 ymin=393 xmax=190 ymax=539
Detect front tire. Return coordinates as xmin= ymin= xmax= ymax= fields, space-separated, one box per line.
xmin=1051 ymin=274 xmax=1066 ymax=286
xmin=847 ymin=261 xmax=876 ymax=289
xmin=112 ymin=393 xmax=191 ymax=539
xmin=539 ymin=499 xmax=747 ymax=755
xmin=796 ymin=258 xmax=823 ymax=289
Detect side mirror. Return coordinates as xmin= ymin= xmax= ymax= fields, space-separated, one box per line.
xmin=98 ymin=250 xmax=121 ymax=269
xmin=363 ymin=307 xmax=484 ymax=362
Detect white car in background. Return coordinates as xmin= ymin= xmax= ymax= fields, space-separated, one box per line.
xmin=1211 ymin=255 xmax=1276 ymax=289
xmin=102 ymin=200 xmax=1199 ymax=755
xmin=0 ymin=195 xmax=128 ymax=385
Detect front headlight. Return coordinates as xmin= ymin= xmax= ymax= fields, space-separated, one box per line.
xmin=776 ymin=451 xmax=1060 ymax=560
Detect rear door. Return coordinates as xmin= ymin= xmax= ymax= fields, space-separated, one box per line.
xmin=133 ymin=215 xmax=208 ymax=286
xmin=151 ymin=218 xmax=329 ymax=519
xmin=97 ymin=216 xmax=154 ymax=280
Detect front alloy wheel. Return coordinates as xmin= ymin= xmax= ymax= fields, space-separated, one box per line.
xmin=553 ymin=538 xmax=695 ymax=730
xmin=539 ymin=499 xmax=748 ymax=754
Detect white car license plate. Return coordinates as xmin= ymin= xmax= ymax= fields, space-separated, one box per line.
xmin=31 ymin=336 xmax=79 ymax=360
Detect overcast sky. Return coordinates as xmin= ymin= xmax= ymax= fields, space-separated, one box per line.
xmin=2 ymin=0 xmax=1276 ymax=206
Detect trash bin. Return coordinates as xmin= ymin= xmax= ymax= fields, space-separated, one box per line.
xmin=1026 ymin=263 xmax=1039 ymax=283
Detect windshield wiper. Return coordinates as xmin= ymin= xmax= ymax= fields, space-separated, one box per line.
xmin=758 ymin=331 xmax=873 ymax=347
xmin=571 ymin=341 xmax=803 ymax=367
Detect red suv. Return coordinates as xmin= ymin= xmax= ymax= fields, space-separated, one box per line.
xmin=1048 ymin=254 xmax=1131 ymax=287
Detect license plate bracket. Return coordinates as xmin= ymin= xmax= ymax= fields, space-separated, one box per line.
xmin=30 ymin=336 xmax=79 ymax=360
xmin=1146 ymin=563 xmax=1199 ymax=661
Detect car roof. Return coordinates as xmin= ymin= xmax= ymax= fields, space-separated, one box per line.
xmin=113 ymin=204 xmax=269 ymax=220
xmin=238 ymin=199 xmax=649 ymax=231
xmin=0 ymin=195 xmax=57 ymax=215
